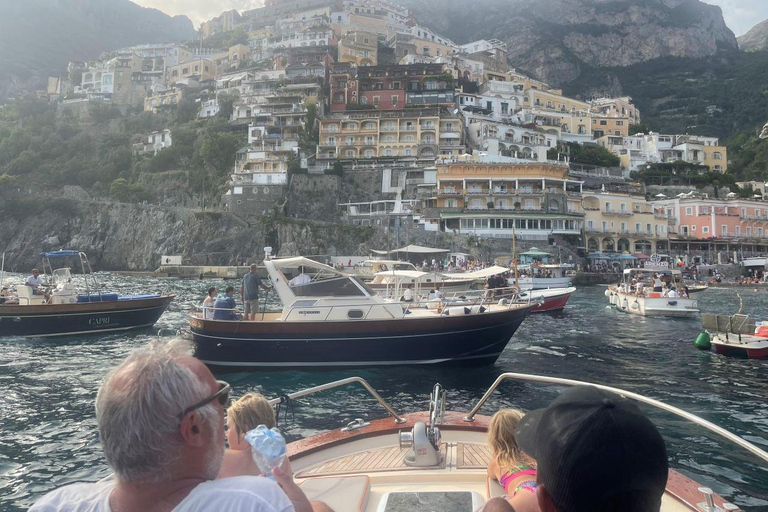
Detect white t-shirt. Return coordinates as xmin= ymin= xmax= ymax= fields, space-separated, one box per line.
xmin=26 ymin=275 xmax=44 ymax=288
xmin=289 ymin=274 xmax=311 ymax=287
xmin=29 ymin=476 xmax=294 ymax=512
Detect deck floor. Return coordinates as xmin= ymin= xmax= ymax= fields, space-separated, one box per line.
xmin=297 ymin=442 xmax=491 ymax=477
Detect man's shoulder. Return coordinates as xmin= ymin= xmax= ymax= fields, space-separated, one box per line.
xmin=29 ymin=480 xmax=114 ymax=512
xmin=178 ymin=477 xmax=293 ymax=512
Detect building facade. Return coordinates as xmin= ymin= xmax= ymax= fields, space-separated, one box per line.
xmin=583 ymin=191 xmax=669 ymax=254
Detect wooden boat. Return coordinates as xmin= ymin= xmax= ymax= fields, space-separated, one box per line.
xmin=519 ymin=286 xmax=576 ymax=313
xmin=701 ymin=313 xmax=768 ymax=359
xmin=274 ymin=373 xmax=762 ymax=511
xmin=188 ymin=256 xmax=534 ymax=369
xmin=607 ymin=268 xmax=699 ymax=318
xmin=0 ymin=251 xmax=174 ymax=337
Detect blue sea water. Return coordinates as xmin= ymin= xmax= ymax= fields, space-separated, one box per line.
xmin=0 ymin=274 xmax=767 ymax=511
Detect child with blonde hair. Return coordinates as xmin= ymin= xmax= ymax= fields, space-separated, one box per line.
xmin=487 ymin=409 xmax=540 ymax=512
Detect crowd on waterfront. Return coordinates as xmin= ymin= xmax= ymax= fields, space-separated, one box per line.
xmin=29 ymin=338 xmax=671 ymax=512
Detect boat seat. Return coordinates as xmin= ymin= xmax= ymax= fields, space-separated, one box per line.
xmin=15 ymin=285 xmax=45 ymax=305
xmin=730 ymin=314 xmax=753 ymax=335
xmin=298 ymin=475 xmax=370 ymax=512
xmin=486 ymin=476 xmax=505 ymax=498
xmin=701 ymin=313 xmax=718 ymax=330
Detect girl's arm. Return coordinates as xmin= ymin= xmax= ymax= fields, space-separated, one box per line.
xmin=487 ymin=457 xmax=500 ymax=480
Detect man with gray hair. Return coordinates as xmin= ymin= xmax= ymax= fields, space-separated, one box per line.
xmin=30 ymin=339 xmax=304 ymax=512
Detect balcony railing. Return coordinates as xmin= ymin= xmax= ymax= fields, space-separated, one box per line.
xmin=467 ymin=189 xmax=490 ymax=195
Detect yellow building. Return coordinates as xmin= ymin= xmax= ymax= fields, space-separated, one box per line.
xmin=526 ymin=89 xmax=592 ymax=138
xmin=591 ymin=116 xmax=630 ymax=138
xmin=144 ymin=88 xmax=184 ymax=113
xmin=582 ymin=191 xmax=669 ymax=254
xmin=166 ymin=58 xmax=218 ymax=85
xmin=317 ymin=108 xmax=463 ymax=160
xmin=201 ymin=9 xmax=241 ymax=39
xmin=432 ymin=161 xmax=584 ymax=238
xmin=338 ymin=30 xmax=378 ymax=66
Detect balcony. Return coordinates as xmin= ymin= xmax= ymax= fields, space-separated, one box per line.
xmin=438 ymin=189 xmax=465 ymax=197
xmin=466 ymin=189 xmax=490 ymax=195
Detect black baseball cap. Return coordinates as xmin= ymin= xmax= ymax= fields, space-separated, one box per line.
xmin=515 ymin=386 xmax=668 ymax=512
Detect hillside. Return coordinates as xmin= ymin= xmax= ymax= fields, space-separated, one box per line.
xmin=0 ymin=0 xmax=196 ymax=102
xmin=739 ymin=19 xmax=768 ymax=52
xmin=401 ymin=0 xmax=737 ymax=86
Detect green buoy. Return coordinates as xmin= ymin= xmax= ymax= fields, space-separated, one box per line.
xmin=694 ymin=331 xmax=711 ymax=350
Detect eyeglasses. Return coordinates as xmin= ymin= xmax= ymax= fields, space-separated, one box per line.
xmin=179 ymin=380 xmax=231 ymax=419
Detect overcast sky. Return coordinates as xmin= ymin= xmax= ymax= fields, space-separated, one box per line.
xmin=134 ymin=0 xmax=768 ymax=36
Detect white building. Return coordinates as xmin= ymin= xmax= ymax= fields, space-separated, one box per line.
xmin=199 ymin=99 xmax=220 ymax=118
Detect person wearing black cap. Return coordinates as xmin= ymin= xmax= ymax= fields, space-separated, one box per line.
xmin=515 ymin=386 xmax=669 ymax=512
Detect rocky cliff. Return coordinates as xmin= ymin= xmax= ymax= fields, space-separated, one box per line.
xmin=739 ymin=19 xmax=768 ymax=52
xmin=0 ymin=0 xmax=196 ymax=102
xmin=403 ymin=0 xmax=738 ymax=86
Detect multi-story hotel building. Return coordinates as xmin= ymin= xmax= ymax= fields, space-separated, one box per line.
xmin=316 ymin=107 xmax=464 ymax=161
xmin=426 ymin=160 xmax=584 ymax=239
xmin=598 ymin=133 xmax=728 ymax=173
xmin=583 ymin=191 xmax=670 ymax=254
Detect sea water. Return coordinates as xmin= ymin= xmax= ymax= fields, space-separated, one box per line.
xmin=0 ymin=274 xmax=767 ymax=511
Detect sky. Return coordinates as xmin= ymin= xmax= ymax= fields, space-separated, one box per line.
xmin=134 ymin=0 xmax=768 ymax=36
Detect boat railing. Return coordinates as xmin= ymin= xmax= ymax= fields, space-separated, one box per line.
xmin=462 ymin=372 xmax=768 ymax=465
xmin=267 ymin=376 xmax=406 ymax=424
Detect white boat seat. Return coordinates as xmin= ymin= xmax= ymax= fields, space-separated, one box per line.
xmin=487 ymin=476 xmax=505 ymax=498
xmin=15 ymin=285 xmax=45 ymax=305
xmin=298 ymin=475 xmax=370 ymax=512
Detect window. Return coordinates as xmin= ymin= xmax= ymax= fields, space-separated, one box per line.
xmin=605 ymin=202 xmax=611 ymax=212
xmin=346 ymin=150 xmax=355 ymax=157
xmin=616 ymin=121 xmax=624 ymax=126
xmin=691 ymin=225 xmax=696 ymax=231
xmin=620 ymin=203 xmax=626 ymax=212
xmin=391 ymin=95 xmax=398 ymax=106
xmin=721 ymin=225 xmax=728 ymax=236
xmin=686 ymin=207 xmax=693 ymax=216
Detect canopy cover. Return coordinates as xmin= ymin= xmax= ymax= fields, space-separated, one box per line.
xmin=387 ymin=245 xmax=450 ymax=255
xmin=40 ymin=250 xmax=81 ymax=258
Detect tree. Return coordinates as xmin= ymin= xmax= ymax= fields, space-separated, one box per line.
xmin=325 ymin=160 xmax=344 ymax=176
xmin=217 ymin=91 xmax=239 ymax=120
xmin=199 ymin=132 xmax=243 ymax=174
xmin=629 ymin=122 xmax=650 ymax=135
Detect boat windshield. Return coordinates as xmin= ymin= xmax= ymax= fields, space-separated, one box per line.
xmin=293 ymin=276 xmax=373 ymax=297
xmin=52 ymin=268 xmax=72 ymax=285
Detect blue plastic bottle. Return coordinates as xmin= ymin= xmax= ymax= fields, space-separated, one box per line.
xmin=244 ymin=425 xmax=286 ymax=479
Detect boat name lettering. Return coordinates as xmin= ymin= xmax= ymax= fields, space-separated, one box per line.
xmin=298 ymin=310 xmax=321 ymax=316
xmin=89 ymin=317 xmax=111 ymax=326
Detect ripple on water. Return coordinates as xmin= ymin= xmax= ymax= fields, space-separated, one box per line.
xmin=0 ymin=277 xmax=767 ymax=511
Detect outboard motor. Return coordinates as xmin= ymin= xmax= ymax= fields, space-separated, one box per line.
xmin=399 ymin=384 xmax=445 ymax=467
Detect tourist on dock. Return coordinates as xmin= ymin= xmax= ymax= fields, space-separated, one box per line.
xmin=242 ymin=264 xmax=272 ymax=321
xmin=515 ymin=386 xmax=668 ymax=512
xmin=487 ymin=409 xmax=539 ymax=512
xmin=29 ymin=338 xmax=302 ymax=512
xmin=219 ymin=393 xmax=332 ymax=512
xmin=202 ymin=286 xmax=217 ymax=319
xmin=25 ymin=268 xmax=49 ymax=302
xmin=214 ymin=286 xmax=241 ymax=321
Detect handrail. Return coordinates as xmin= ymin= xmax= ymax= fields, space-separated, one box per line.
xmin=267 ymin=376 xmax=406 ymax=424
xmin=463 ymin=372 xmax=768 ymax=465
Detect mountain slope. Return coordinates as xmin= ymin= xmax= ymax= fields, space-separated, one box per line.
xmin=0 ymin=0 xmax=196 ymax=101
xmin=401 ymin=0 xmax=737 ymax=86
xmin=739 ymin=19 xmax=768 ymax=52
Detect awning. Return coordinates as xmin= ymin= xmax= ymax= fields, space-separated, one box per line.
xmin=520 ymin=247 xmax=551 ymax=256
xmin=388 ymin=244 xmax=450 ymax=255
xmin=444 ymin=265 xmax=510 ymax=280
xmin=440 ymin=133 xmax=460 ymax=139
xmin=41 ymin=250 xmax=81 ymax=258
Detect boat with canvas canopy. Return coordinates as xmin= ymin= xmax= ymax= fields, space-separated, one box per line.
xmin=606 ymin=268 xmax=699 ymax=318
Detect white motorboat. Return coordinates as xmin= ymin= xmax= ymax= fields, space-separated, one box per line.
xmin=364 ymin=259 xmax=477 ymax=298
xmin=516 ymin=263 xmax=575 ymax=290
xmin=607 ymin=268 xmax=699 ymax=318
xmin=274 ymin=373 xmax=763 ymax=511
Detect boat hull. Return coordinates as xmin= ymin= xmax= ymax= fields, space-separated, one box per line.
xmin=190 ymin=305 xmax=533 ymax=369
xmin=711 ymin=335 xmax=768 ymax=359
xmin=0 ymin=295 xmax=175 ymax=337
xmin=608 ymin=288 xmax=699 ymax=318
xmin=527 ymin=288 xmax=575 ymax=313
xmin=517 ymin=276 xmax=572 ymax=290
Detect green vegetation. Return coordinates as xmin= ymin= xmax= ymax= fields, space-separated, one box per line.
xmin=0 ymin=92 xmax=244 ymax=206
xmin=630 ymin=163 xmax=738 ymax=196
xmin=548 ymin=142 xmax=620 ymax=167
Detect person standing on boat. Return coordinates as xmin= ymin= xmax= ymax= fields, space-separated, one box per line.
xmin=652 ymin=274 xmax=663 ymax=292
xmin=242 ymin=264 xmax=272 ymax=321
xmin=202 ymin=287 xmax=217 ymax=319
xmin=26 ymin=268 xmax=49 ymax=302
xmin=29 ymin=338 xmax=302 ymax=512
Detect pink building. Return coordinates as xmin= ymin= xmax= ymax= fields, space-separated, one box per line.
xmin=651 ymin=197 xmax=768 ymax=240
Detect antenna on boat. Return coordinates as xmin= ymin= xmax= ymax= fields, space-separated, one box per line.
xmin=264 ymin=246 xmax=273 ymax=261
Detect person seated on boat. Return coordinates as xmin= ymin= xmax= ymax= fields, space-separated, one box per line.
xmin=667 ymin=287 xmax=679 ymax=299
xmin=26 ymin=268 xmax=50 ymax=302
xmin=681 ymin=285 xmax=690 ymax=298
xmin=289 ymin=266 xmax=311 ymax=287
xmin=202 ymin=286 xmax=217 ymax=319
xmin=635 ymin=281 xmax=645 ymax=296
xmin=400 ymin=283 xmax=414 ymax=302
xmin=652 ymin=274 xmax=663 ymax=293
xmin=515 ymin=386 xmax=668 ymax=512
xmin=219 ymin=393 xmax=333 ymax=512
xmin=242 ymin=264 xmax=272 ymax=321
xmin=487 ymin=409 xmax=539 ymax=512
xmin=213 ymin=286 xmax=241 ymax=321
xmin=428 ymin=289 xmax=441 ymax=300
xmin=29 ymin=338 xmax=303 ymax=512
